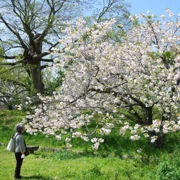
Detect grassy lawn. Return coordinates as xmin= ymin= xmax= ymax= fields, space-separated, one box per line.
xmin=0 ymin=146 xmax=155 ymax=180
xmin=0 ymin=110 xmax=180 ymax=180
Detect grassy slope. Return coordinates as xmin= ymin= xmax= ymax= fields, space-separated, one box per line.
xmin=0 ymin=110 xmax=180 ymax=180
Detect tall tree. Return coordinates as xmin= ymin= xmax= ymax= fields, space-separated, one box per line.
xmin=0 ymin=0 xmax=82 ymax=93
xmin=0 ymin=0 xmax=130 ymax=94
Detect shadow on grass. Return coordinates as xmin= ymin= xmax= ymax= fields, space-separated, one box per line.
xmin=21 ymin=176 xmax=51 ymax=180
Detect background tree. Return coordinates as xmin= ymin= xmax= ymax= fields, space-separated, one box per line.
xmin=0 ymin=0 xmax=130 ymax=94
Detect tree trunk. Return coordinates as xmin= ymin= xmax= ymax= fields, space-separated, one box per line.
xmin=24 ymin=55 xmax=44 ymax=94
xmin=145 ymin=106 xmax=166 ymax=148
xmin=24 ymin=37 xmax=44 ymax=94
xmin=153 ymin=133 xmax=166 ymax=148
xmin=30 ymin=61 xmax=44 ymax=94
xmin=146 ymin=106 xmax=153 ymax=125
xmin=148 ymin=130 xmax=166 ymax=149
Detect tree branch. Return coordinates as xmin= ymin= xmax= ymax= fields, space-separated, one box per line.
xmin=41 ymin=65 xmax=50 ymax=69
xmin=33 ymin=41 xmax=59 ymax=59
xmin=0 ymin=15 xmax=28 ymax=50
xmin=97 ymin=0 xmax=116 ymax=22
xmin=0 ymin=60 xmax=24 ymax=66
xmin=41 ymin=58 xmax=54 ymax=62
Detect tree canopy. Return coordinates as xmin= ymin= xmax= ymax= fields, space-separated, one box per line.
xmin=24 ymin=10 xmax=180 ymax=149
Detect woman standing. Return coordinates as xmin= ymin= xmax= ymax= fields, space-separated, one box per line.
xmin=14 ymin=123 xmax=26 ymax=179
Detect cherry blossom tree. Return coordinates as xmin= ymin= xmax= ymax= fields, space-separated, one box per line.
xmin=24 ymin=9 xmax=180 ymax=149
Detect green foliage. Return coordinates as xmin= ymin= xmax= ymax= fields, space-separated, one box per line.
xmin=43 ymin=69 xmax=64 ymax=96
xmin=162 ymin=51 xmax=175 ymax=66
xmin=147 ymin=50 xmax=176 ymax=68
xmin=148 ymin=51 xmax=159 ymax=59
xmin=0 ymin=46 xmax=4 ymax=57
xmin=158 ymin=151 xmax=180 ymax=180
xmin=162 ymin=51 xmax=173 ymax=59
xmin=0 ymin=110 xmax=25 ymax=141
xmin=0 ymin=59 xmax=31 ymax=109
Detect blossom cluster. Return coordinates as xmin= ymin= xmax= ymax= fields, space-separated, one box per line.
xmin=24 ymin=10 xmax=180 ymax=149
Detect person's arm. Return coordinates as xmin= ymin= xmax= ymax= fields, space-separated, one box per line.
xmin=18 ymin=135 xmax=26 ymax=153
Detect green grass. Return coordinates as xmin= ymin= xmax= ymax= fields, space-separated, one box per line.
xmin=0 ymin=110 xmax=180 ymax=180
xmin=0 ymin=146 xmax=156 ymax=180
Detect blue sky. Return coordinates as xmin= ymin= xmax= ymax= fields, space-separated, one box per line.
xmin=128 ymin=0 xmax=180 ymax=15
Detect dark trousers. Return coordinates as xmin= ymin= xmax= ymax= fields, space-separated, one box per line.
xmin=15 ymin=152 xmax=23 ymax=178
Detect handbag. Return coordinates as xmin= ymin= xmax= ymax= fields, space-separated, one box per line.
xmin=24 ymin=148 xmax=29 ymax=156
xmin=6 ymin=134 xmax=18 ymax=152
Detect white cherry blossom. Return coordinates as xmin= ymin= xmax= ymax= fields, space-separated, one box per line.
xmin=24 ymin=11 xmax=180 ymax=149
